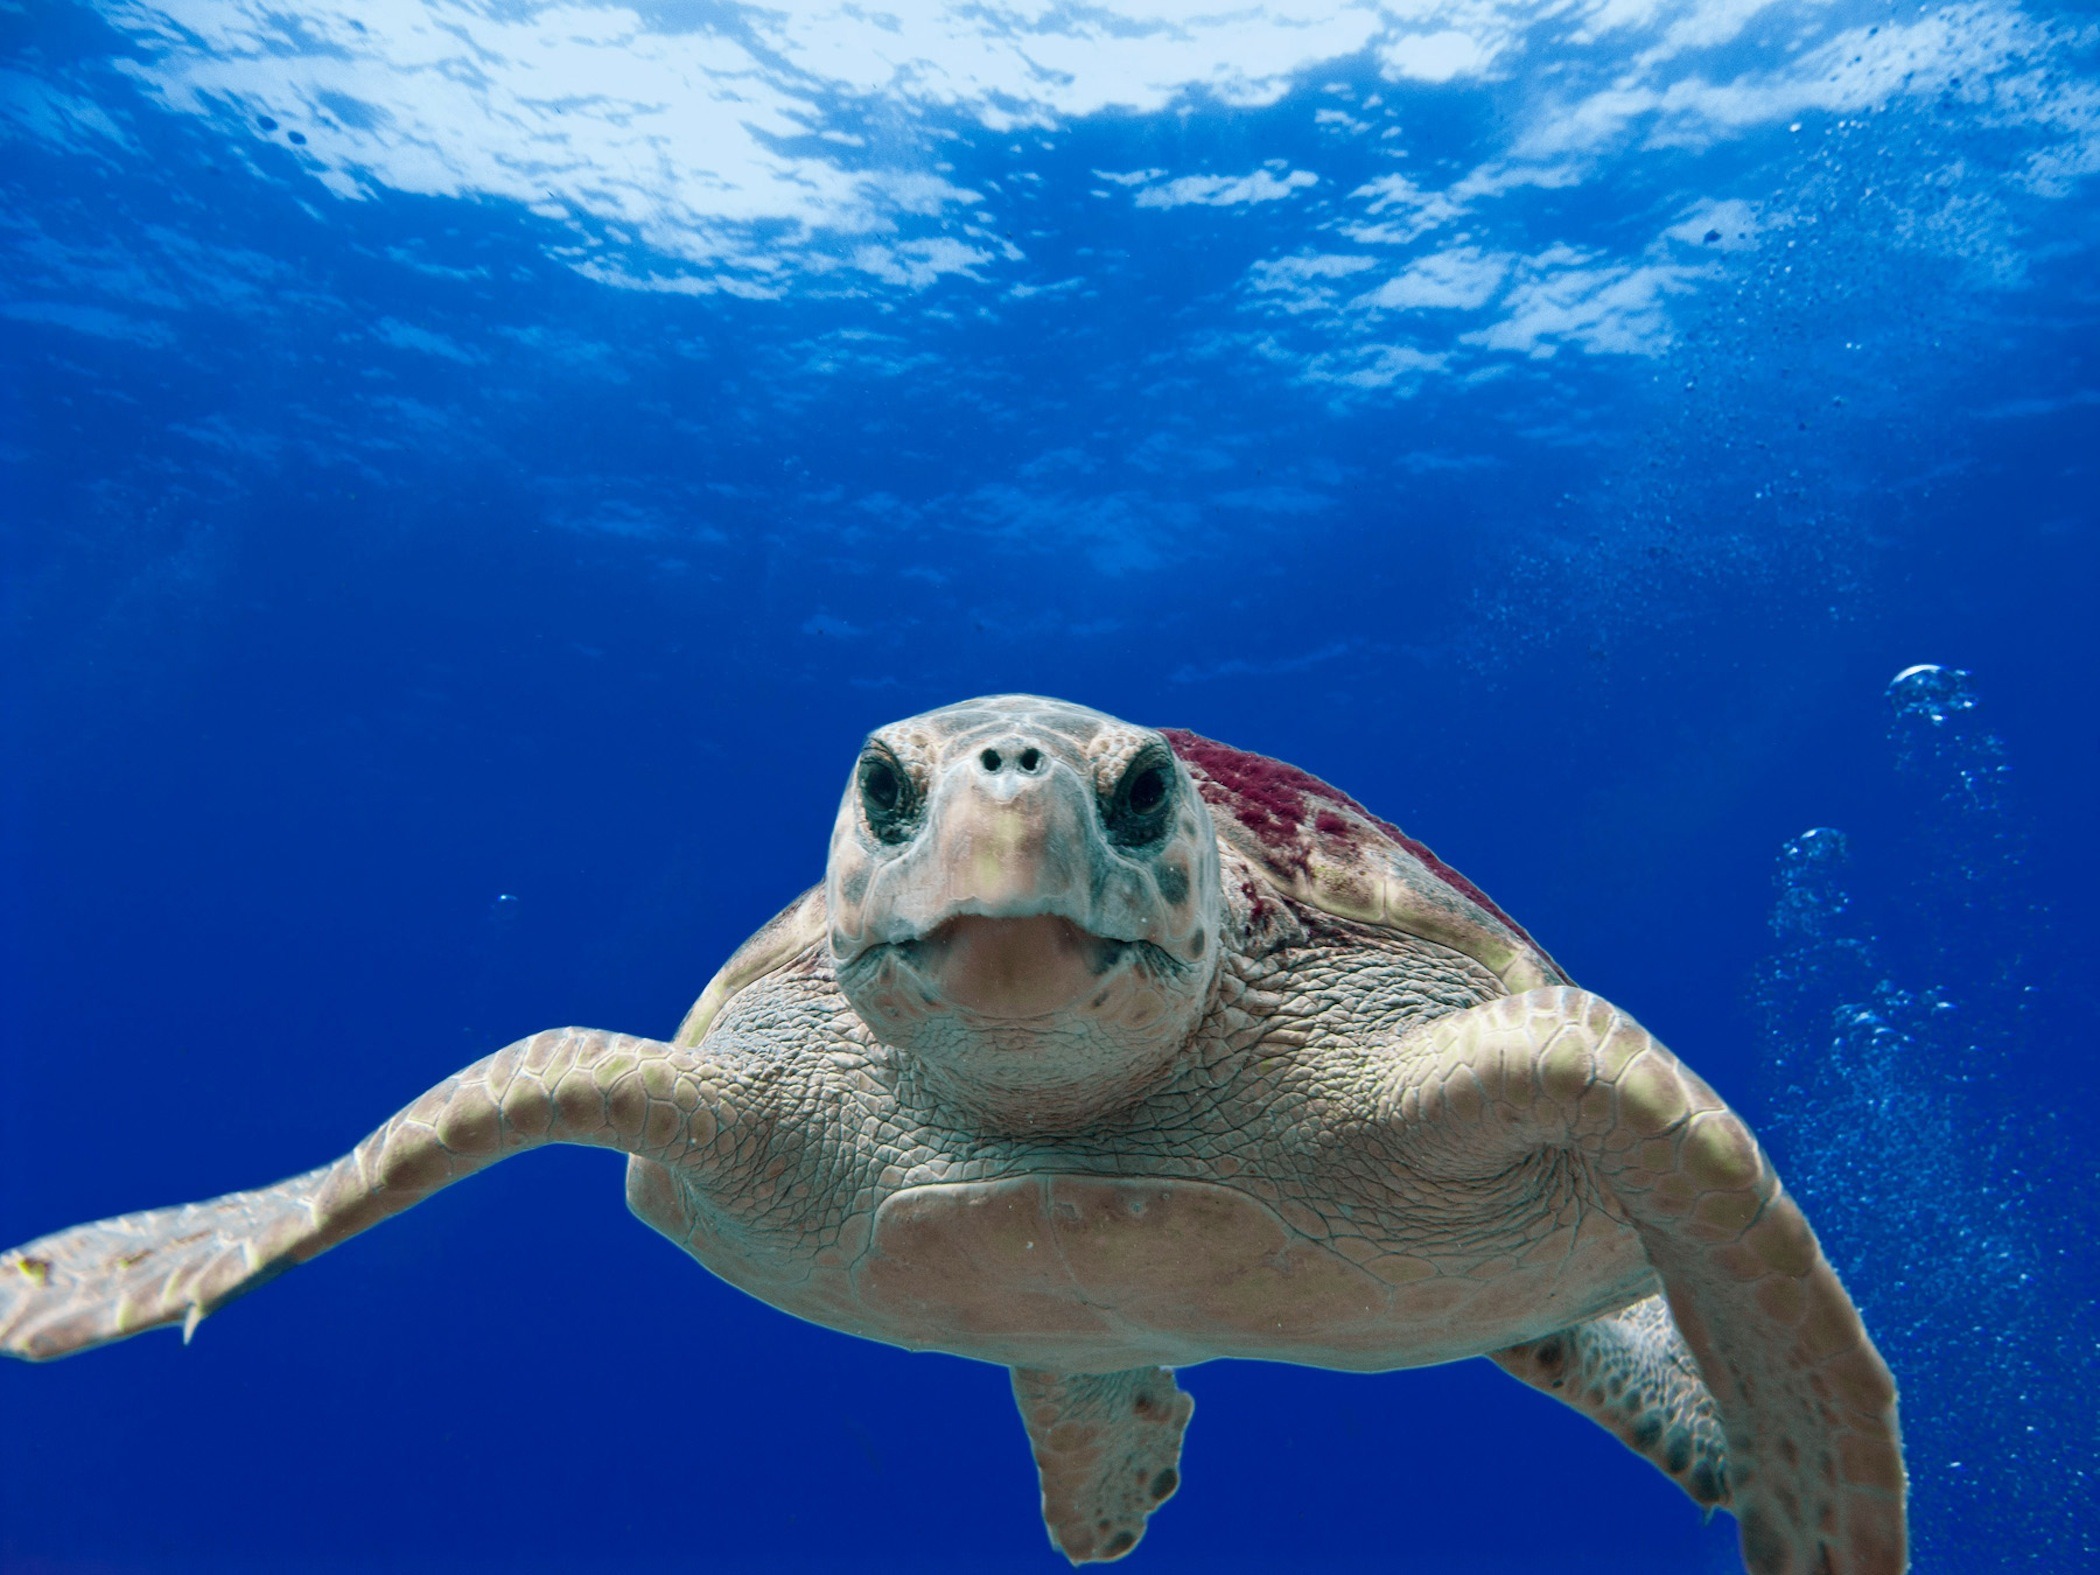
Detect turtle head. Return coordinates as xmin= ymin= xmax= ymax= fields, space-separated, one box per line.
xmin=826 ymin=695 xmax=1222 ymax=1128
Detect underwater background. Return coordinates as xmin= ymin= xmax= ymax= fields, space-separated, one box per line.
xmin=2 ymin=1 xmax=2096 ymax=1570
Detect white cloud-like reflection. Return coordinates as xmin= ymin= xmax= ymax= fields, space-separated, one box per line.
xmin=26 ymin=0 xmax=2096 ymax=369
xmin=1130 ymin=166 xmax=1319 ymax=208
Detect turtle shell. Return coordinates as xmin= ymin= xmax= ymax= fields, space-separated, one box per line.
xmin=674 ymin=884 xmax=827 ymax=1047
xmin=1161 ymin=730 xmax=1566 ymax=993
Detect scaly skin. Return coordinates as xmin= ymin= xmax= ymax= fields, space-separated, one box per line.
xmin=0 ymin=1029 xmax=744 ymax=1358
xmin=0 ymin=696 xmax=1903 ymax=1574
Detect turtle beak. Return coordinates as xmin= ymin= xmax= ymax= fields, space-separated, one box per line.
xmin=905 ymin=913 xmax=1121 ymax=1019
xmin=921 ymin=742 xmax=1095 ymax=922
xmin=889 ymin=741 xmax=1129 ymax=1017
xmin=839 ymin=737 xmax=1119 ymax=947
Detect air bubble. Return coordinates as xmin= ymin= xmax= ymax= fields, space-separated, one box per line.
xmin=1887 ymin=663 xmax=1975 ymax=724
xmin=1887 ymin=663 xmax=2008 ymax=817
xmin=1753 ymin=664 xmax=2072 ymax=1571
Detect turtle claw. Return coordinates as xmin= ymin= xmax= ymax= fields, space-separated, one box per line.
xmin=0 ymin=1167 xmax=330 ymax=1361
xmin=2 ymin=1029 xmax=709 ymax=1365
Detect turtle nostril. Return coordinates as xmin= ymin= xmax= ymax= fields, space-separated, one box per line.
xmin=980 ymin=748 xmax=1003 ymax=772
xmin=1018 ymin=747 xmax=1042 ymax=772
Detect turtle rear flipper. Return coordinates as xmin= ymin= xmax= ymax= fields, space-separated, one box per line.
xmin=1492 ymin=1294 xmax=1732 ymax=1511
xmin=1 ymin=1027 xmax=731 ymax=1361
xmin=1011 ymin=1365 xmax=1193 ymax=1564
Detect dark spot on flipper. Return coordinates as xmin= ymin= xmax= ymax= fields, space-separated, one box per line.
xmin=1690 ymin=1460 xmax=1725 ymax=1506
xmin=1664 ymin=1428 xmax=1693 ymax=1475
xmin=1102 ymin=1531 xmax=1135 ymax=1557
xmin=1149 ymin=1468 xmax=1178 ymax=1501
xmin=1632 ymin=1415 xmax=1663 ymax=1450
xmin=1779 ymin=1437 xmax=1800 ymax=1467
xmin=1133 ymin=1392 xmax=1159 ymax=1419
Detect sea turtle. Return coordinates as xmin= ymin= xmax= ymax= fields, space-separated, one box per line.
xmin=1 ymin=695 xmax=1904 ymax=1573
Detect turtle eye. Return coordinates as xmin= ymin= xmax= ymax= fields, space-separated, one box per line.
xmin=1106 ymin=746 xmax=1176 ymax=846
xmin=1127 ymin=766 xmax=1165 ymax=813
xmin=858 ymin=747 xmax=917 ymax=842
xmin=862 ymin=759 xmax=900 ymax=811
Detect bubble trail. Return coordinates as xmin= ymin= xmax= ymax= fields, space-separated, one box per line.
xmin=1753 ymin=666 xmax=2094 ymax=1572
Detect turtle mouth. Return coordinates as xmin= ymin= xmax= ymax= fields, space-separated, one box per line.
xmin=897 ymin=914 xmax=1131 ymax=1020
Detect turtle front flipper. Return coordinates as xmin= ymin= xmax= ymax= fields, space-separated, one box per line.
xmin=1010 ymin=1365 xmax=1193 ymax=1564
xmin=1387 ymin=988 xmax=1906 ymax=1575
xmin=1 ymin=1027 xmax=735 ymax=1361
xmin=0 ymin=1162 xmax=337 ymax=1359
xmin=1491 ymin=1293 xmax=1731 ymax=1512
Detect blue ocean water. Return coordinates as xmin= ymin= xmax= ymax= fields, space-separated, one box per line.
xmin=2 ymin=1 xmax=2096 ymax=1570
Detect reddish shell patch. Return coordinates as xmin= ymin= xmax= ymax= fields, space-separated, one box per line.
xmin=1160 ymin=727 xmax=1545 ymax=955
